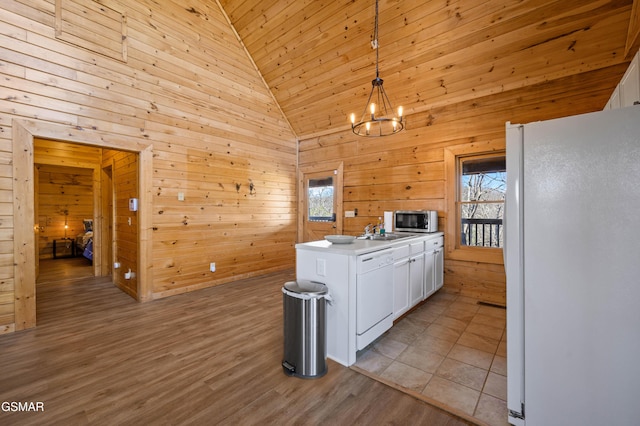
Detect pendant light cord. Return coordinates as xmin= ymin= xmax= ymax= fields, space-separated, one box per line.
xmin=373 ymin=0 xmax=379 ymax=79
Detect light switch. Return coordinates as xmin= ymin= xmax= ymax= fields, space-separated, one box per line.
xmin=178 ymin=192 xmax=185 ymax=201
xmin=316 ymin=259 xmax=326 ymax=276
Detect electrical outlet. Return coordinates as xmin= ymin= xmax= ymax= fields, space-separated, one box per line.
xmin=210 ymin=262 xmax=216 ymax=272
xmin=345 ymin=210 xmax=355 ymax=218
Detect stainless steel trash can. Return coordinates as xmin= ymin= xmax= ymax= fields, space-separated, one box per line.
xmin=281 ymin=280 xmax=329 ymax=378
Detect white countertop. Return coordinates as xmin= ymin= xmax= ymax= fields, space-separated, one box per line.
xmin=295 ymin=232 xmax=444 ymax=256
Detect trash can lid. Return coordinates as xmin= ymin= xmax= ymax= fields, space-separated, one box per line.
xmin=283 ymin=280 xmax=327 ymax=295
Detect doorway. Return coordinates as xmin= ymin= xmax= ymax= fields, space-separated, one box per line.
xmin=298 ymin=162 xmax=344 ymax=242
xmin=33 ymin=159 xmax=116 ymax=290
xmin=12 ymin=120 xmax=153 ymax=331
xmin=34 ymin=159 xmax=102 ymax=279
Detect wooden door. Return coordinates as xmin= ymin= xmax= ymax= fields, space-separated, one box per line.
xmin=298 ymin=163 xmax=343 ymax=243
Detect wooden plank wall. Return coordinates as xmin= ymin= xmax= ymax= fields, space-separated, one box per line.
xmin=299 ymin=66 xmax=628 ymax=305
xmin=36 ymin=163 xmax=93 ymax=259
xmin=0 ymin=0 xmax=297 ymax=332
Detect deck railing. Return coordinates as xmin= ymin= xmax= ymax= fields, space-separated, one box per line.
xmin=461 ymin=218 xmax=503 ymax=248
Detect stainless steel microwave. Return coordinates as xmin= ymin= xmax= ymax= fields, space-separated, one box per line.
xmin=394 ymin=210 xmax=438 ymax=233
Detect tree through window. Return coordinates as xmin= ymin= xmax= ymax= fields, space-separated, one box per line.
xmin=459 ymin=155 xmax=506 ymax=247
xmin=307 ymin=176 xmax=335 ymax=221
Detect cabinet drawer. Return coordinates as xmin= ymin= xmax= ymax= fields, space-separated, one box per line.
xmin=394 ymin=245 xmax=410 ymax=260
xmin=425 ymin=236 xmax=444 ymax=249
xmin=409 ymin=241 xmax=424 ymax=254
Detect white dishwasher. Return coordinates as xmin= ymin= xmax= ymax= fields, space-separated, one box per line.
xmin=355 ymin=248 xmax=394 ymax=350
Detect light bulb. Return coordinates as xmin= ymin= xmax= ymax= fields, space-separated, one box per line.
xmin=370 ymin=103 xmax=376 ymax=115
xmin=392 ymin=120 xmax=397 ymax=130
xmin=365 ymin=122 xmax=371 ymax=135
xmin=398 ymin=106 xmax=403 ymax=118
xmin=350 ymin=113 xmax=355 ymax=124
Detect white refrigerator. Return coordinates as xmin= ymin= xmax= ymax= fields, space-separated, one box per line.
xmin=505 ymin=106 xmax=640 ymax=426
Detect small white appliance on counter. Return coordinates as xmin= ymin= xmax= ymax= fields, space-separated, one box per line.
xmin=394 ymin=210 xmax=438 ymax=233
xmin=505 ymin=106 xmax=640 ymax=425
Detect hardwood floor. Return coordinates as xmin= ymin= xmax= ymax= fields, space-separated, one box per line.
xmin=0 ymin=260 xmax=472 ymax=425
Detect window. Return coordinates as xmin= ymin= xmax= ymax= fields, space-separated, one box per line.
xmin=459 ymin=155 xmax=505 ymax=248
xmin=444 ymin=142 xmax=505 ymax=264
xmin=307 ymin=176 xmax=335 ymax=221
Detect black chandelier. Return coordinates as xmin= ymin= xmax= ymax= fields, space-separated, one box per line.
xmin=350 ymin=0 xmax=403 ymax=137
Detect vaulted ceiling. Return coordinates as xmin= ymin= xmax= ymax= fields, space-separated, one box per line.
xmin=217 ymin=0 xmax=640 ymax=140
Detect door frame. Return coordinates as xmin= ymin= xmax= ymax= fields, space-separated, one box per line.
xmin=297 ymin=161 xmax=344 ymax=242
xmin=12 ymin=119 xmax=153 ymax=330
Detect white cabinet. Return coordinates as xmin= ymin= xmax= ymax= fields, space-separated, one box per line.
xmin=424 ymin=236 xmax=444 ymax=299
xmin=620 ymin=52 xmax=640 ymax=107
xmin=424 ymin=248 xmax=435 ymax=299
xmin=393 ymin=241 xmax=425 ymax=319
xmin=434 ymin=246 xmax=444 ymax=291
xmin=296 ymin=231 xmax=444 ymax=366
xmin=408 ymin=240 xmax=425 ymax=307
xmin=605 ymin=50 xmax=640 ymax=110
xmin=605 ymin=86 xmax=621 ymax=110
xmin=392 ymin=235 xmax=444 ymax=319
xmin=393 ymin=242 xmax=424 ymax=320
xmin=393 ymin=257 xmax=410 ymax=319
xmin=409 ymin=252 xmax=425 ymax=307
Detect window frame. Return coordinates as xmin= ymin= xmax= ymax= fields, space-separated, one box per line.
xmin=444 ymin=141 xmax=505 ymax=265
xmin=307 ymin=176 xmax=336 ymax=222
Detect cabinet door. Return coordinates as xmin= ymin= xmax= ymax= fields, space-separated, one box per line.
xmin=605 ymin=85 xmax=621 ymax=110
xmin=620 ymin=52 xmax=640 ymax=107
xmin=424 ymin=249 xmax=435 ymax=299
xmin=393 ymin=258 xmax=410 ymax=319
xmin=409 ymin=253 xmax=424 ymax=307
xmin=434 ymin=248 xmax=444 ymax=291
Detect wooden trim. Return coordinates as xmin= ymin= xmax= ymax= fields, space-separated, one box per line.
xmin=91 ymin=163 xmax=103 ymax=278
xmin=444 ymin=140 xmax=505 ymax=265
xmin=101 ymin=160 xmax=115 ymax=279
xmin=138 ymin=146 xmax=153 ymax=302
xmin=12 ymin=121 xmax=37 ymax=331
xmin=12 ymin=119 xmax=153 ymax=329
xmin=297 ymin=161 xmax=344 ymax=243
xmin=626 ymin=0 xmax=640 ymax=58
xmin=350 ymin=365 xmax=485 ymax=426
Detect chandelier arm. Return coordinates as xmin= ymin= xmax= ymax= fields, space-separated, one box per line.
xmin=359 ymin=84 xmax=376 ymax=120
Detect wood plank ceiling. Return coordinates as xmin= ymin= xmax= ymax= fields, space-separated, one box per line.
xmin=217 ymin=0 xmax=640 ymax=140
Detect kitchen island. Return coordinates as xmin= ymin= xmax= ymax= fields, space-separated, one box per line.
xmin=295 ymin=232 xmax=444 ymax=367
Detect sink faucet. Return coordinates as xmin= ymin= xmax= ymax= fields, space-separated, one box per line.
xmin=364 ymin=223 xmax=374 ymax=236
xmin=364 ymin=223 xmax=378 ymax=237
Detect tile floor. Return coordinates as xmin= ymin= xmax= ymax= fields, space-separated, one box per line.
xmin=354 ymin=289 xmax=508 ymax=426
